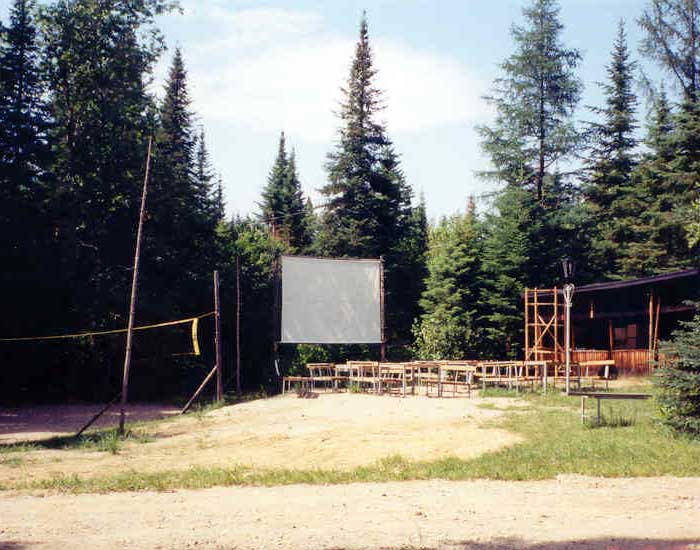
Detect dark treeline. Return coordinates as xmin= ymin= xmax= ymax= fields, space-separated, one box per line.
xmin=1 ymin=0 xmax=698 ymax=402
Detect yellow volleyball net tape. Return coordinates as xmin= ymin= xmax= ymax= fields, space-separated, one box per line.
xmin=0 ymin=312 xmax=215 ymax=355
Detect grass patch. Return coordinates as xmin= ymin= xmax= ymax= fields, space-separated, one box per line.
xmin=0 ymin=427 xmax=153 ymax=455
xmin=5 ymin=385 xmax=700 ymax=494
xmin=0 ymin=455 xmax=26 ymax=468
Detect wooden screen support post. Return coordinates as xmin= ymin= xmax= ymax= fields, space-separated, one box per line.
xmin=524 ymin=288 xmax=530 ymax=361
xmin=236 ymin=255 xmax=242 ymax=401
xmin=76 ymin=392 xmax=121 ymax=438
xmin=648 ymin=293 xmax=654 ymax=375
xmin=651 ymin=295 xmax=661 ymax=375
xmin=553 ymin=286 xmax=559 ymax=364
xmin=119 ymin=136 xmax=152 ymax=435
xmin=181 ymin=365 xmax=218 ymax=414
xmin=380 ymin=255 xmax=386 ymax=362
xmin=214 ymin=270 xmax=223 ymax=401
xmin=272 ymin=255 xmax=281 ymax=384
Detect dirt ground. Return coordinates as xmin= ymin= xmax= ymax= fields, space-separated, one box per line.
xmin=0 ymin=403 xmax=180 ymax=443
xmin=1 ymin=476 xmax=699 ymax=549
xmin=0 ymin=393 xmax=520 ymax=484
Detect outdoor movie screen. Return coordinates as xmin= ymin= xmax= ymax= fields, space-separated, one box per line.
xmin=280 ymin=256 xmax=382 ymax=344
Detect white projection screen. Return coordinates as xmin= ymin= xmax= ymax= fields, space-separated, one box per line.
xmin=280 ymin=256 xmax=382 ymax=344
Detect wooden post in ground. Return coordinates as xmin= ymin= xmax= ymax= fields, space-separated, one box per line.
xmin=119 ymin=137 xmax=152 ymax=435
xmin=214 ymin=270 xmax=223 ymax=401
xmin=236 ymin=255 xmax=242 ymax=401
xmin=379 ymin=256 xmax=386 ymax=363
xmin=181 ymin=365 xmax=218 ymax=414
xmin=653 ymin=297 xmax=661 ymax=374
xmin=648 ymin=293 xmax=654 ymax=376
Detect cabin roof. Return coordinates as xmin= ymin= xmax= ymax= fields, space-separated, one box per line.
xmin=534 ymin=268 xmax=700 ymax=297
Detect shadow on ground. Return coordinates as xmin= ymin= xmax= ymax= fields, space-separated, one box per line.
xmin=331 ymin=538 xmax=700 ymax=550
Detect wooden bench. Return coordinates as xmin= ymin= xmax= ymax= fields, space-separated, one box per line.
xmin=569 ymin=391 xmax=651 ymax=425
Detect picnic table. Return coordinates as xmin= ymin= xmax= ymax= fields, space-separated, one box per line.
xmin=569 ymin=391 xmax=651 ymax=425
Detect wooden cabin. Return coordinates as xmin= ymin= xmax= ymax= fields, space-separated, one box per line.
xmin=525 ymin=268 xmax=699 ymax=375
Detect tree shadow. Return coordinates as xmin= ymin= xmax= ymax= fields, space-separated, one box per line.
xmin=330 ymin=537 xmax=700 ymax=550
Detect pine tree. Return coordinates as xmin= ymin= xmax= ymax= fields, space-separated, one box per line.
xmin=0 ymin=0 xmax=46 ymax=192
xmin=413 ymin=202 xmax=483 ymax=360
xmin=639 ymin=0 xmax=700 ymax=102
xmin=477 ymin=0 xmax=582 ymax=202
xmin=283 ymin=149 xmax=312 ymax=252
xmin=318 ymin=13 xmax=420 ymax=347
xmin=479 ymin=187 xmax=537 ymax=358
xmin=318 ymin=13 xmax=409 ymax=258
xmin=655 ymin=306 xmax=700 ymax=437
xmin=260 ymin=131 xmax=289 ymax=241
xmin=146 ymin=47 xmax=218 ymax=313
xmin=194 ymin=127 xmax=218 ymax=221
xmin=585 ymin=21 xmax=641 ymax=279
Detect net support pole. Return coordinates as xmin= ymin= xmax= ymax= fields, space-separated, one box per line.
xmin=214 ymin=270 xmax=223 ymax=401
xmin=380 ymin=255 xmax=386 ymax=363
xmin=119 ymin=136 xmax=152 ymax=435
xmin=236 ymin=255 xmax=242 ymax=401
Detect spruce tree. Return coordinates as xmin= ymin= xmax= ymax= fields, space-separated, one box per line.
xmin=260 ymin=131 xmax=289 ymax=241
xmin=283 ymin=149 xmax=312 ymax=252
xmin=318 ymin=13 xmax=420 ymax=347
xmin=0 ymin=0 xmax=46 ymax=192
xmin=655 ymin=307 xmax=700 ymax=437
xmin=146 ymin=47 xmax=219 ymax=316
xmin=413 ymin=202 xmax=483 ymax=360
xmin=477 ymin=0 xmax=582 ymax=202
xmin=479 ymin=187 xmax=537 ymax=358
xmin=639 ymin=0 xmax=700 ymax=102
xmin=585 ymin=21 xmax=641 ymax=279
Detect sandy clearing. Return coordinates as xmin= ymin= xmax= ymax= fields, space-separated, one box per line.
xmin=0 ymin=394 xmax=520 ymax=484
xmin=1 ymin=476 xmax=699 ymax=549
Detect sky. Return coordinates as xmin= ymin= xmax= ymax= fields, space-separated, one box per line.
xmin=1 ymin=0 xmax=664 ymax=222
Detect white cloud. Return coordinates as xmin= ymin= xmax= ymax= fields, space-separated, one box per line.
xmin=166 ymin=6 xmax=489 ymax=143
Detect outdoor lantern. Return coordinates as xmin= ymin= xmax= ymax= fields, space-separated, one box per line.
xmin=562 ymin=257 xmax=576 ymax=284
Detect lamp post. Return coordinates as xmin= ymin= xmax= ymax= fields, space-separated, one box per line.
xmin=562 ymin=257 xmax=576 ymax=395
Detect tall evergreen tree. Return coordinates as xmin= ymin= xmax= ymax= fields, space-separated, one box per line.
xmin=413 ymin=202 xmax=483 ymax=360
xmin=318 ymin=13 xmax=420 ymax=347
xmin=259 ymin=132 xmax=311 ymax=252
xmin=260 ymin=131 xmax=289 ymax=241
xmin=42 ymin=0 xmax=169 ymax=322
xmin=283 ymin=149 xmax=312 ymax=252
xmin=0 ymin=0 xmax=49 ymax=348
xmin=585 ymin=21 xmax=641 ymax=279
xmin=639 ymin=0 xmax=700 ymax=102
xmin=0 ymin=0 xmax=46 ymax=192
xmin=146 ymin=48 xmax=218 ymax=312
xmin=477 ymin=0 xmax=582 ymax=202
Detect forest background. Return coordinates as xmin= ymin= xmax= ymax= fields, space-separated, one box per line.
xmin=1 ymin=0 xmax=698 ymax=402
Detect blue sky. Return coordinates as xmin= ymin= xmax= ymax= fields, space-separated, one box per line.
xmin=2 ymin=0 xmax=664 ymax=221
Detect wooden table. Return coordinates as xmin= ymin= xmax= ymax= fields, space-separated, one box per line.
xmin=569 ymin=392 xmax=651 ymax=425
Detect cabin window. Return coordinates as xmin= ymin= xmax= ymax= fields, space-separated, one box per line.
xmin=614 ymin=323 xmax=638 ymax=349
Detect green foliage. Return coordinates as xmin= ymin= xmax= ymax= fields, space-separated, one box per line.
xmin=259 ymin=132 xmax=312 ymax=252
xmin=639 ymin=0 xmax=700 ymax=102
xmin=584 ymin=21 xmax=643 ymax=279
xmin=413 ymin=203 xmax=483 ymax=360
xmin=10 ymin=389 xmax=700 ymax=494
xmin=655 ymin=306 xmax=700 ymax=438
xmin=477 ymin=0 xmax=582 ymax=202
xmin=318 ymin=13 xmax=425 ymax=348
